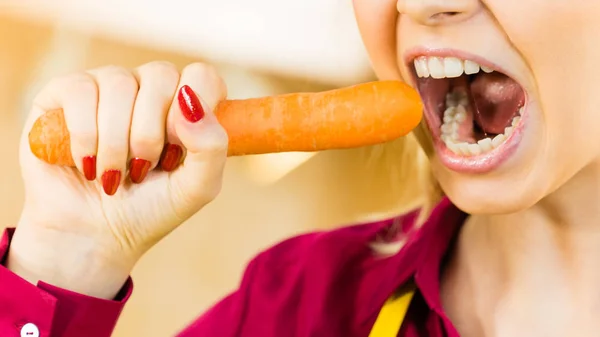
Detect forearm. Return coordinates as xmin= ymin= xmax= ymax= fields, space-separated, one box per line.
xmin=0 ymin=227 xmax=132 ymax=337
xmin=6 ymin=222 xmax=132 ymax=300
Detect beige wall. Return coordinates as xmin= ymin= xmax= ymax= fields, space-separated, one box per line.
xmin=0 ymin=14 xmax=421 ymax=336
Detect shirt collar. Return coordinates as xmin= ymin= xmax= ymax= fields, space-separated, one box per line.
xmin=413 ymin=198 xmax=467 ymax=312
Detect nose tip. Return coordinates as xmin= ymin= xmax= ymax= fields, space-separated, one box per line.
xmin=397 ymin=0 xmax=479 ymax=26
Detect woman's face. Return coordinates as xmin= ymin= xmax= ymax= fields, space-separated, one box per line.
xmin=355 ymin=0 xmax=600 ymax=214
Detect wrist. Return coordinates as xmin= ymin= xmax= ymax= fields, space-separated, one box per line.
xmin=6 ymin=223 xmax=133 ymax=300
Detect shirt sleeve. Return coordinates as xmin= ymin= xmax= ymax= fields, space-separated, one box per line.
xmin=0 ymin=227 xmax=133 ymax=337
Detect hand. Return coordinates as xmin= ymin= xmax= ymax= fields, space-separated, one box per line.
xmin=7 ymin=62 xmax=228 ymax=299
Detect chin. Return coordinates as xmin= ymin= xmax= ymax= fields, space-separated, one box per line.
xmin=445 ymin=187 xmax=540 ymax=215
xmin=434 ymin=164 xmax=547 ymax=215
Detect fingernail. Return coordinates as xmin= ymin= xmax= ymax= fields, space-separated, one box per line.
xmin=160 ymin=144 xmax=183 ymax=172
xmin=82 ymin=156 xmax=97 ymax=181
xmin=178 ymin=85 xmax=205 ymax=122
xmin=129 ymin=158 xmax=151 ymax=184
xmin=101 ymin=170 xmax=121 ymax=196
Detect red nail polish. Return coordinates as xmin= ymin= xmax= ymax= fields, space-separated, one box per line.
xmin=160 ymin=144 xmax=183 ymax=172
xmin=178 ymin=85 xmax=205 ymax=122
xmin=101 ymin=170 xmax=121 ymax=196
xmin=129 ymin=158 xmax=151 ymax=184
xmin=82 ymin=156 xmax=97 ymax=181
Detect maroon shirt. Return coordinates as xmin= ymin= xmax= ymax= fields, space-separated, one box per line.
xmin=0 ymin=198 xmax=467 ymax=337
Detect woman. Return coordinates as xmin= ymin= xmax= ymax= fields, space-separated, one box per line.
xmin=1 ymin=0 xmax=595 ymax=336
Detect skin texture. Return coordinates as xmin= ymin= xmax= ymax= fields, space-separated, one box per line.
xmin=8 ymin=63 xmax=230 ymax=299
xmin=354 ymin=0 xmax=600 ymax=336
xmin=9 ymin=1 xmax=600 ymax=335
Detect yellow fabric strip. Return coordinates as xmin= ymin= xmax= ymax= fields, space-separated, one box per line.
xmin=368 ymin=284 xmax=416 ymax=337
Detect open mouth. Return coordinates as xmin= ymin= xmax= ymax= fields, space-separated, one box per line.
xmin=412 ymin=55 xmax=527 ymax=171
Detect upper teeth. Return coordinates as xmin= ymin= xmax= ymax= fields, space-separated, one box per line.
xmin=414 ymin=56 xmax=494 ymax=79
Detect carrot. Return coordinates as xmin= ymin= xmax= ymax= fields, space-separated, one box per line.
xmin=28 ymin=80 xmax=422 ymax=167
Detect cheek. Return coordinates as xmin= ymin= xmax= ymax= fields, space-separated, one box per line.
xmin=491 ymin=0 xmax=600 ymax=154
xmin=483 ymin=1 xmax=600 ymax=195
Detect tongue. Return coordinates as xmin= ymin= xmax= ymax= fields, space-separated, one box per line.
xmin=469 ymin=72 xmax=525 ymax=134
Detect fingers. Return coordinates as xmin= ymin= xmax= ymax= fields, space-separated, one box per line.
xmin=129 ymin=62 xmax=179 ymax=183
xmin=167 ymin=63 xmax=229 ymax=212
xmin=159 ymin=63 xmax=226 ymax=172
xmin=28 ymin=61 xmax=227 ymax=204
xmin=87 ymin=66 xmax=139 ymax=195
xmin=160 ymin=63 xmax=227 ymax=172
xmin=27 ymin=73 xmax=99 ymax=180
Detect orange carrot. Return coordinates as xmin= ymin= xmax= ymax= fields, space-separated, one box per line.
xmin=28 ymin=80 xmax=422 ymax=167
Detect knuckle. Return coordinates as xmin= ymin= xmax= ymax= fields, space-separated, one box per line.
xmin=138 ymin=61 xmax=180 ymax=84
xmin=173 ymin=177 xmax=222 ymax=212
xmin=100 ymin=66 xmax=139 ymax=93
xmin=181 ymin=63 xmax=227 ymax=106
xmin=183 ymin=62 xmax=220 ymax=81
xmin=47 ymin=72 xmax=98 ymax=100
xmin=201 ymin=129 xmax=229 ymax=157
xmin=204 ymin=144 xmax=228 ymax=159
xmin=64 ymin=72 xmax=97 ymax=90
xmin=151 ymin=61 xmax=180 ymax=79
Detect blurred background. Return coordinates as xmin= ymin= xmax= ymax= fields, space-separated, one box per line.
xmin=0 ymin=1 xmax=423 ymax=335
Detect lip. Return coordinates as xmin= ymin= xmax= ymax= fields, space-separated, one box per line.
xmin=403 ymin=47 xmax=529 ymax=174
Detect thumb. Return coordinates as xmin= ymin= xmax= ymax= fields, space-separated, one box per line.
xmin=170 ymin=84 xmax=229 ymax=212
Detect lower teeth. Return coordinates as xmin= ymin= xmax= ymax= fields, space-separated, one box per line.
xmin=440 ymin=90 xmax=523 ymax=156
